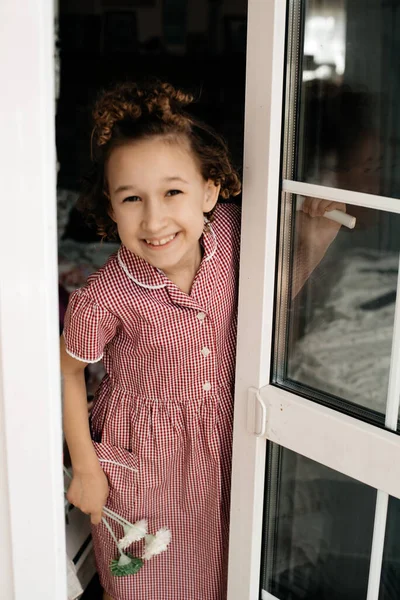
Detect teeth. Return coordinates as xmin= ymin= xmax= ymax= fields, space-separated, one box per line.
xmin=145 ymin=234 xmax=176 ymax=247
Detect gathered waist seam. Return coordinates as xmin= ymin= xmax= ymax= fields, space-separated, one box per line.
xmin=98 ymin=380 xmax=233 ymax=403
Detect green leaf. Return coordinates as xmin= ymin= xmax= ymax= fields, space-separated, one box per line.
xmin=110 ymin=555 xmax=144 ymax=577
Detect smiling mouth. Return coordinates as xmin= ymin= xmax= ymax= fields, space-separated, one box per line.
xmin=144 ymin=233 xmax=177 ymax=247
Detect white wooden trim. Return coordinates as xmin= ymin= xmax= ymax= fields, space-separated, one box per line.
xmin=263 ymin=386 xmax=400 ymax=498
xmin=283 ymin=179 xmax=400 ymax=213
xmin=0 ymin=354 xmax=14 ymax=598
xmin=367 ymin=491 xmax=389 ymax=600
xmin=227 ymin=0 xmax=287 ymax=598
xmin=0 ymin=0 xmax=66 ymax=598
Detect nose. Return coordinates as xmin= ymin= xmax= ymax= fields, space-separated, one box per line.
xmin=141 ymin=198 xmax=168 ymax=234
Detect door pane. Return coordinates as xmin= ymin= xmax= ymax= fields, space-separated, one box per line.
xmin=296 ymin=0 xmax=400 ymax=199
xmin=261 ymin=444 xmax=376 ymax=600
xmin=273 ymin=197 xmax=400 ymax=422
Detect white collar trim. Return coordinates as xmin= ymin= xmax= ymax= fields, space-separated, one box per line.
xmin=117 ymin=249 xmax=167 ymax=290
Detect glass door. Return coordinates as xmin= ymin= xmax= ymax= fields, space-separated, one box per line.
xmin=228 ymin=1 xmax=400 ymax=599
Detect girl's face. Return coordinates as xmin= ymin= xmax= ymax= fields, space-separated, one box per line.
xmin=106 ymin=136 xmax=219 ymax=281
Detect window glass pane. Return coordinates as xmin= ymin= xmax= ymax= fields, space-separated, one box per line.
xmin=261 ymin=445 xmax=376 ymax=600
xmin=273 ymin=197 xmax=400 ymax=421
xmin=296 ymin=0 xmax=400 ymax=198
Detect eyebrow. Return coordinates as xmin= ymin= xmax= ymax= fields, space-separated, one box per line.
xmin=162 ymin=176 xmax=189 ymax=184
xmin=114 ymin=184 xmax=135 ymax=194
xmin=114 ymin=176 xmax=190 ymax=195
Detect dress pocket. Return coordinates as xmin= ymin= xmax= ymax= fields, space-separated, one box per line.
xmin=92 ymin=442 xmax=139 ymax=516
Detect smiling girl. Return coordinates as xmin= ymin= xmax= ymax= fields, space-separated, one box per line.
xmin=61 ymin=81 xmax=345 ymax=600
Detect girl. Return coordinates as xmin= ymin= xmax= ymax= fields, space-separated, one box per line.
xmin=61 ymin=81 xmax=345 ymax=600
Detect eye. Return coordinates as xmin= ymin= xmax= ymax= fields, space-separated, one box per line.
xmin=123 ymin=195 xmax=141 ymax=203
xmin=166 ymin=189 xmax=182 ymax=197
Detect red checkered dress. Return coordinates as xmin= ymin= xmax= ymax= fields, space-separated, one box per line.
xmin=63 ymin=203 xmax=240 ymax=600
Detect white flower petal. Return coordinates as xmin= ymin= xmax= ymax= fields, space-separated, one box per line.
xmin=118 ymin=553 xmax=132 ymax=566
xmin=142 ymin=527 xmax=171 ymax=560
xmin=118 ymin=519 xmax=148 ymax=549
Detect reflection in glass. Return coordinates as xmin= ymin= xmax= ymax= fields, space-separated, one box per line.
xmin=279 ymin=199 xmax=400 ymax=417
xmin=380 ymin=497 xmax=400 ymax=599
xmin=261 ymin=445 xmax=376 ymax=600
xmin=298 ymin=0 xmax=400 ymax=199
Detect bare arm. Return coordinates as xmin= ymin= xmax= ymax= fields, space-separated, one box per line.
xmin=61 ymin=336 xmax=108 ymax=524
xmin=292 ymin=198 xmax=346 ymax=297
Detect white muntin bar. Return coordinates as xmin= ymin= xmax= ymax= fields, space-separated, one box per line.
xmin=366 ymin=491 xmax=389 ymax=600
xmin=283 ymin=179 xmax=400 ymax=214
xmin=366 ymin=253 xmax=400 ymax=600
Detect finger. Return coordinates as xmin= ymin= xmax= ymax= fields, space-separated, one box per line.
xmin=318 ymin=200 xmax=335 ymax=212
xmin=323 ymin=201 xmax=346 ymax=213
xmin=90 ymin=510 xmax=103 ymax=525
xmin=300 ymin=196 xmax=311 ymax=214
xmin=66 ymin=490 xmax=78 ymax=507
xmin=308 ymin=198 xmax=327 ymax=217
xmin=301 ymin=197 xmax=337 ymax=216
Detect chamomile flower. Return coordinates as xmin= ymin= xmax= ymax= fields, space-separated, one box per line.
xmin=119 ymin=519 xmax=148 ymax=550
xmin=142 ymin=527 xmax=172 ymax=560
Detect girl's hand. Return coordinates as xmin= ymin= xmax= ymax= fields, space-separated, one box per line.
xmin=66 ymin=467 xmax=109 ymax=525
xmin=299 ymin=196 xmax=346 ymax=220
xmin=292 ymin=197 xmax=346 ymax=297
xmin=297 ymin=197 xmax=346 ymax=250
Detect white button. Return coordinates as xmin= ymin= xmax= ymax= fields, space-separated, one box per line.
xmin=203 ymin=382 xmax=211 ymax=392
xmin=197 ymin=312 xmax=206 ymax=321
xmin=201 ymin=347 xmax=211 ymax=357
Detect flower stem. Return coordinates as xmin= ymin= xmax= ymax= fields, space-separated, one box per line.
xmin=103 ymin=507 xmax=133 ymax=528
xmin=102 ymin=517 xmax=123 ymax=556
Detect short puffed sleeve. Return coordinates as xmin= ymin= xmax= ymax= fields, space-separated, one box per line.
xmin=63 ymin=289 xmax=118 ymax=363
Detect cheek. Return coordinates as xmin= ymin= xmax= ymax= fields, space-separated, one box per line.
xmin=109 ymin=200 xmax=120 ymax=222
xmin=113 ymin=204 xmax=138 ymax=224
xmin=188 ymin=213 xmax=206 ymax=240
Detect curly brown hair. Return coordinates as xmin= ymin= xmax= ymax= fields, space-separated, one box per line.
xmin=79 ymin=80 xmax=241 ymax=240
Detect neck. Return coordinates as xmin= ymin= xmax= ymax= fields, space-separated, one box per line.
xmin=163 ymin=243 xmax=202 ymax=294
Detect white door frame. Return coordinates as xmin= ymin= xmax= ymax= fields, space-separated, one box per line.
xmin=227 ymin=1 xmax=288 ymax=598
xmin=0 ymin=1 xmax=66 ymax=598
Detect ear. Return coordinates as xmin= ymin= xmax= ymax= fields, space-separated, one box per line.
xmin=203 ymin=180 xmax=220 ymax=213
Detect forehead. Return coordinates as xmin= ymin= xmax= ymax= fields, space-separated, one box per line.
xmin=106 ymin=136 xmax=203 ymax=185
